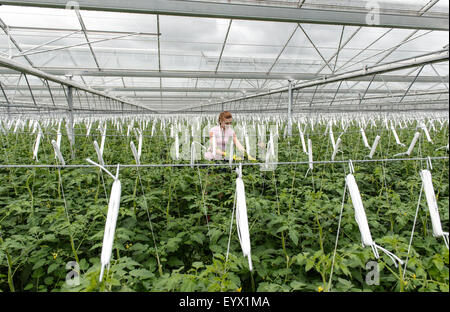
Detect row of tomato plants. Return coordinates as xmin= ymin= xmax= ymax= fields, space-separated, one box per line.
xmin=0 ymin=120 xmax=448 ymax=291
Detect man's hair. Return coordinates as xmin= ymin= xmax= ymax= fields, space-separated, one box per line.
xmin=219 ymin=111 xmax=232 ymax=123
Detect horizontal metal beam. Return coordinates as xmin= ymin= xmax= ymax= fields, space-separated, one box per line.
xmin=0 ymin=55 xmax=154 ymax=112
xmin=178 ymin=100 xmax=450 ymax=114
xmin=7 ymin=25 xmax=159 ymax=36
xmin=4 ymin=86 xmax=448 ymax=94
xmin=181 ymin=48 xmax=449 ymax=111
xmin=0 ymin=0 xmax=447 ymax=30
xmin=0 ymin=67 xmax=447 ymax=83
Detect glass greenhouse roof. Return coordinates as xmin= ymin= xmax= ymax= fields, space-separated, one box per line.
xmin=0 ymin=0 xmax=448 ymax=114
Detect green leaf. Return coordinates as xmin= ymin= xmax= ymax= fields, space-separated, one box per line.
xmin=305 ymin=258 xmax=315 ymax=272
xmin=32 ymin=259 xmax=46 ymax=270
xmin=47 ymin=263 xmax=59 ymax=274
xmin=290 ymin=280 xmax=306 ymax=290
xmin=433 ymin=257 xmax=444 ymax=271
xmin=191 ymin=232 xmax=204 ymax=245
xmin=288 ymin=229 xmax=299 ymax=246
xmin=166 ymin=237 xmax=182 ymax=252
xmin=129 ymin=269 xmax=154 ymax=279
xmin=192 ymin=262 xmax=203 ymax=269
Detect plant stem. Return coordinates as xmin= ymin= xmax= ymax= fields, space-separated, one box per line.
xmin=0 ymin=236 xmax=15 ymax=292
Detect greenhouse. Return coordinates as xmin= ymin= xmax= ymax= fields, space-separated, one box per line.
xmin=0 ymin=0 xmax=448 ymax=295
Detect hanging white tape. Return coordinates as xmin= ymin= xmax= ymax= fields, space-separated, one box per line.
xmin=360 ymin=128 xmax=370 ymax=149
xmin=420 ymin=124 xmax=433 ymax=144
xmin=190 ymin=142 xmax=196 ymax=168
xmin=13 ymin=120 xmax=20 ymax=133
xmin=329 ymin=125 xmax=336 ymax=150
xmin=394 ymin=132 xmax=421 ymax=157
xmin=420 ymin=170 xmax=449 ymax=249
xmin=32 ymin=120 xmax=37 ymax=134
xmin=308 ymin=139 xmax=313 ymax=171
xmin=331 ymin=137 xmax=341 ymax=161
xmin=51 ymin=139 xmax=65 ymax=166
xmin=130 ymin=141 xmax=140 ymax=165
xmin=235 ymin=170 xmax=253 ymax=271
xmin=391 ymin=125 xmax=405 ymax=147
xmin=127 ymin=124 xmax=132 ymax=137
xmin=406 ymin=132 xmax=421 ymax=156
xmin=245 ymin=134 xmax=251 ymax=157
xmin=151 ymin=122 xmax=156 ymax=137
xmin=100 ymin=168 xmax=121 ymax=281
xmin=65 ymin=121 xmax=75 ymax=148
xmin=346 ymin=173 xmax=404 ymax=267
xmin=86 ymin=121 xmax=92 ymax=137
xmin=175 ymin=132 xmax=179 ymax=160
xmin=368 ymin=135 xmax=381 ymax=159
xmin=300 ymin=127 xmax=307 ymax=154
xmin=93 ymin=140 xmax=105 ymax=166
xmin=55 ymin=121 xmax=62 ymax=160
xmin=137 ymin=129 xmax=143 ymax=160
xmin=32 ymin=128 xmax=42 ymax=162
xmin=100 ymin=123 xmax=107 ymax=157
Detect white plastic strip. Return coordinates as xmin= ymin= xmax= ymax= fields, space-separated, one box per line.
xmin=130 ymin=141 xmax=140 ymax=165
xmin=245 ymin=134 xmax=250 ymax=157
xmin=100 ymin=124 xmax=107 ymax=157
xmin=32 ymin=128 xmax=42 ymax=162
xmin=93 ymin=140 xmax=105 ymax=167
xmin=420 ymin=124 xmax=433 ymax=144
xmin=360 ymin=128 xmax=370 ymax=149
xmin=235 ymin=174 xmax=253 ymax=271
xmin=391 ymin=125 xmax=405 ymax=147
xmin=175 ymin=132 xmax=179 ymax=160
xmin=86 ymin=121 xmax=92 ymax=137
xmin=269 ymin=130 xmax=275 ymax=157
xmin=137 ymin=129 xmax=143 ymax=160
xmin=394 ymin=132 xmax=421 ymax=157
xmin=66 ymin=121 xmax=75 ymax=148
xmin=190 ymin=142 xmax=196 ymax=168
xmin=51 ymin=139 xmax=65 ymax=166
xmin=127 ymin=124 xmax=132 ymax=137
xmin=308 ymin=139 xmax=313 ymax=171
xmin=55 ymin=121 xmax=62 ymax=160
xmin=99 ymin=176 xmax=121 ymax=281
xmin=13 ymin=119 xmax=20 ymax=133
xmin=368 ymin=135 xmax=381 ymax=159
xmin=346 ymin=173 xmax=374 ymax=247
xmin=329 ymin=125 xmax=336 ymax=150
xmin=406 ymin=132 xmax=421 ymax=156
xmin=346 ymin=173 xmax=404 ymax=267
xmin=420 ymin=169 xmax=449 ymax=249
xmin=331 ymin=137 xmax=341 ymax=161
xmin=299 ymin=126 xmax=307 ymax=154
xmin=151 ymin=122 xmax=156 ymax=137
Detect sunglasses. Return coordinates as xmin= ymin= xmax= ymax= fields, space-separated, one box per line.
xmin=224 ymin=122 xmax=232 ymax=125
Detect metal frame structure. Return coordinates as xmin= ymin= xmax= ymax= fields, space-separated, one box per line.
xmin=0 ymin=0 xmax=448 ymax=114
xmin=0 ymin=0 xmax=447 ymax=30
